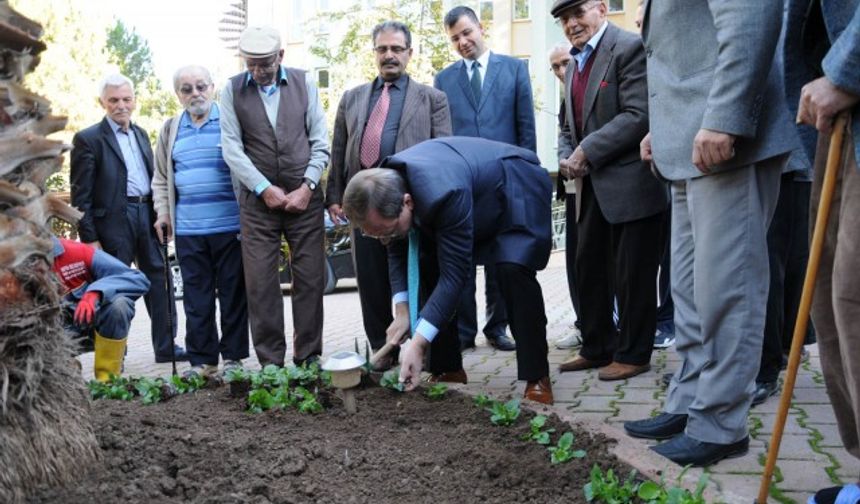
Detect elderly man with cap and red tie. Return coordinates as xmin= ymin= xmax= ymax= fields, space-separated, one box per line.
xmin=220 ymin=26 xmax=330 ymax=368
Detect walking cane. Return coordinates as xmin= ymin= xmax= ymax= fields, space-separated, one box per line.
xmin=756 ymin=112 xmax=850 ymax=503
xmin=160 ymin=223 xmax=178 ymax=377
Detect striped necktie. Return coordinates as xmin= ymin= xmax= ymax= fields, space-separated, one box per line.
xmin=360 ymin=82 xmax=392 ymax=169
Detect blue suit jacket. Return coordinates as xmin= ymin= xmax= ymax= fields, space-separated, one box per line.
xmin=433 ymin=53 xmax=537 ymax=153
xmin=784 ymin=0 xmax=860 ymax=165
xmin=381 ymin=137 xmax=552 ymax=330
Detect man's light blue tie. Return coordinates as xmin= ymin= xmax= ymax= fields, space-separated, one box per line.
xmin=407 ymin=228 xmax=419 ymax=335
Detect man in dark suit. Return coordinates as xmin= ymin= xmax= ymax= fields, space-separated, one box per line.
xmin=434 ymin=5 xmax=537 ymax=353
xmin=326 ymin=21 xmax=451 ymax=372
xmin=71 ymin=74 xmax=183 ymax=363
xmin=341 ymin=137 xmax=554 ymax=404
xmin=552 ymin=0 xmax=667 ymax=381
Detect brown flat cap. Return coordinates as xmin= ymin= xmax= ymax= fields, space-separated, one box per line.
xmin=238 ymin=26 xmax=281 ymax=58
xmin=551 ymin=0 xmax=593 ymax=17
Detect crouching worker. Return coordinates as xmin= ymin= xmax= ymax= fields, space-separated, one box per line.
xmin=51 ymin=237 xmax=149 ymax=382
xmin=342 ymin=137 xmax=555 ymax=404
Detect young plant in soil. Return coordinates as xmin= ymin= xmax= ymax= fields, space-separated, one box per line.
xmin=225 ymin=367 xmax=251 ymax=397
xmin=380 ymin=369 xmax=405 ymax=392
xmin=247 ymin=388 xmax=275 ymax=413
xmin=522 ymin=415 xmax=555 ymax=445
xmin=87 ymin=375 xmax=135 ymax=401
xmin=487 ymin=398 xmax=521 ymax=426
xmin=548 ymin=432 xmax=586 ymax=464
xmin=425 ymin=383 xmax=448 ymax=400
xmin=271 ymin=385 xmax=297 ymax=410
xmin=584 ymin=465 xmax=639 ymax=503
xmin=293 ymin=386 xmax=323 ymax=414
xmin=473 ymin=393 xmax=492 ymax=408
xmin=169 ymin=374 xmax=206 ymax=395
xmin=134 ymin=377 xmax=165 ymax=405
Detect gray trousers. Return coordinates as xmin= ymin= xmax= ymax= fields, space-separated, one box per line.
xmin=810 ymin=131 xmax=860 ymax=460
xmin=664 ymin=155 xmax=785 ymax=444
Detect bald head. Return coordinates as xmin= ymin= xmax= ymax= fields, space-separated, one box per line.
xmin=548 ymin=43 xmax=572 ymax=83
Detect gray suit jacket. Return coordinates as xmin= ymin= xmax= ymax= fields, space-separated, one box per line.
xmin=558 ymin=23 xmax=668 ymax=224
xmin=325 ymin=76 xmax=452 ymax=206
xmin=643 ymin=0 xmax=796 ymax=180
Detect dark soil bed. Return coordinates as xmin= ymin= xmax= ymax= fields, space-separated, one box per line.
xmin=29 ymin=384 xmax=631 ymax=503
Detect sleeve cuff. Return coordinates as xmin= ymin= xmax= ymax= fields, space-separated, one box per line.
xmin=254 ymin=180 xmax=272 ymax=196
xmin=415 ymin=318 xmax=439 ymax=342
xmin=392 ymin=291 xmax=408 ymax=304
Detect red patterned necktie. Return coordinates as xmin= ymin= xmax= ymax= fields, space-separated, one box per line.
xmin=360 ymin=82 xmax=391 ymax=169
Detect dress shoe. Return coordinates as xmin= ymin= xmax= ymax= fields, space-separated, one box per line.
xmin=558 ymin=355 xmax=611 ymax=373
xmin=459 ymin=340 xmax=476 ymax=352
xmin=294 ymin=355 xmax=320 ymax=367
xmin=598 ymin=362 xmax=651 ymax=381
xmin=751 ymin=380 xmax=779 ymax=407
xmin=661 ymin=372 xmax=673 ymax=388
xmin=524 ymin=376 xmax=554 ymax=405
xmin=155 ymin=345 xmax=190 ymax=363
xmin=623 ymin=412 xmax=688 ymax=440
xmin=486 ymin=334 xmax=516 ymax=351
xmin=554 ymin=327 xmax=582 ymax=349
xmin=425 ymin=369 xmax=468 ymax=384
xmin=809 ymin=484 xmax=860 ymax=504
xmin=651 ymin=433 xmax=749 ymax=467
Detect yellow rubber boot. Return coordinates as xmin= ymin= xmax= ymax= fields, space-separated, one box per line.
xmin=93 ymin=332 xmax=127 ymax=383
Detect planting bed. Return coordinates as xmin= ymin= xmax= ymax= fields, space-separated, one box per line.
xmin=29 ymin=383 xmax=632 ymax=503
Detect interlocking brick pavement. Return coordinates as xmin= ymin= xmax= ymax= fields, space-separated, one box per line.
xmin=78 ymin=250 xmax=859 ymax=503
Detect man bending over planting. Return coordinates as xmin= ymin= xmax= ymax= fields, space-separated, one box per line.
xmin=52 ymin=237 xmax=149 ymax=381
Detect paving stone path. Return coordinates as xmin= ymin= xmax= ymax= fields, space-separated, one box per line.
xmin=79 ymin=251 xmax=859 ymax=503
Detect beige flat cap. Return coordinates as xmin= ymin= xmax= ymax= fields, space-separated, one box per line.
xmin=238 ymin=26 xmax=281 ymax=58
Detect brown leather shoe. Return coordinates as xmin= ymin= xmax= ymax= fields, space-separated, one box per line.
xmin=597 ymin=362 xmax=651 ymax=381
xmin=425 ymin=369 xmax=468 ymax=384
xmin=559 ymin=355 xmax=611 ymax=373
xmin=524 ymin=376 xmax=554 ymax=405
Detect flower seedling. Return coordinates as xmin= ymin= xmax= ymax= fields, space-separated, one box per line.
xmin=135 ymin=377 xmax=164 ymax=405
xmin=584 ymin=465 xmax=639 ymax=503
xmin=488 ymin=398 xmax=521 ymax=426
xmin=224 ymin=367 xmax=249 ymax=383
xmin=293 ymin=386 xmax=323 ymax=414
xmin=425 ymin=383 xmax=448 ymax=400
xmin=473 ymin=393 xmax=492 ymax=408
xmin=548 ymin=432 xmax=586 ymax=464
xmin=247 ymin=388 xmax=275 ymax=413
xmin=522 ymin=415 xmax=555 ymax=445
xmin=380 ymin=369 xmax=405 ymax=392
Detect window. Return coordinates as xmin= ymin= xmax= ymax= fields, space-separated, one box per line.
xmin=513 ymin=0 xmax=529 ymax=20
xmin=479 ymin=0 xmax=493 ymax=21
xmin=316 ymin=69 xmax=329 ymax=89
xmin=608 ymin=0 xmax=624 ymax=12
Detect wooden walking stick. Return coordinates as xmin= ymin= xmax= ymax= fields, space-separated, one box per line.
xmin=756 ymin=112 xmax=850 ymax=504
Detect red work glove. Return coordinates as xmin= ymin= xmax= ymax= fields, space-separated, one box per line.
xmin=74 ymin=291 xmax=101 ymax=327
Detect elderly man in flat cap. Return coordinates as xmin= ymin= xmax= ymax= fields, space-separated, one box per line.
xmin=553 ymin=0 xmax=667 ymax=381
xmin=220 ymin=26 xmax=330 ymax=367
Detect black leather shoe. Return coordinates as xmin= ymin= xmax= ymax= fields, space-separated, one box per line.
xmin=624 ymin=413 xmax=688 ymax=440
xmin=460 ymin=340 xmax=476 ymax=352
xmin=752 ymin=380 xmax=779 ymax=406
xmin=155 ymin=345 xmax=190 ymax=363
xmin=661 ymin=372 xmax=673 ymax=388
xmin=651 ymin=434 xmax=749 ymax=466
xmin=486 ymin=334 xmax=516 ymax=351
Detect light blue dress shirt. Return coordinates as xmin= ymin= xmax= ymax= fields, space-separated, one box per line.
xmin=106 ymin=116 xmax=150 ymax=197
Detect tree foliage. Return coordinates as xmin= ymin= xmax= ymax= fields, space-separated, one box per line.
xmin=105 ymin=19 xmax=154 ymax=88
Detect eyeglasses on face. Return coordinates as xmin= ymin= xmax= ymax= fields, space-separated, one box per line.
xmin=373 ymin=45 xmax=409 ymax=55
xmin=179 ymin=83 xmax=212 ymax=95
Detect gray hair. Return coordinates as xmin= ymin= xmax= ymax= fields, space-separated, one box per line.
xmin=547 ymin=41 xmax=572 ymax=60
xmin=372 ymin=21 xmax=412 ymax=48
xmin=172 ymin=65 xmax=213 ymax=92
xmin=98 ymin=74 xmax=134 ymax=99
xmin=342 ymin=168 xmax=407 ymax=227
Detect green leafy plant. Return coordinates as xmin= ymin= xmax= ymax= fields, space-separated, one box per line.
xmin=487 ymin=398 xmax=521 ymax=426
xmin=425 ymin=383 xmax=448 ymax=400
xmin=224 ymin=367 xmax=249 ymax=383
xmin=134 ymin=377 xmax=164 ymax=405
xmin=380 ymin=369 xmax=405 ymax=392
xmin=548 ymin=432 xmax=586 ymax=464
xmin=88 ymin=375 xmax=134 ymax=401
xmin=247 ymin=388 xmax=275 ymax=413
xmin=271 ymin=385 xmax=297 ymax=410
xmin=293 ymin=386 xmax=323 ymax=414
xmin=260 ymin=364 xmax=286 ymax=388
xmin=584 ymin=465 xmax=640 ymax=503
xmin=473 ymin=393 xmax=492 ymax=408
xmin=522 ymin=415 xmax=556 ymax=445
xmin=169 ymin=374 xmax=206 ymax=394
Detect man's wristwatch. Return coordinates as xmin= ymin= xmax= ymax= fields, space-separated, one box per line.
xmin=303 ymin=178 xmax=318 ymax=191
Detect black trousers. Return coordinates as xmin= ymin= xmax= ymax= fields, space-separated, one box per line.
xmin=656 ymin=205 xmax=674 ymax=327
xmin=175 ymin=232 xmax=249 ymax=366
xmin=576 ymin=177 xmax=662 ymax=365
xmin=456 ymin=264 xmax=508 ymax=344
xmin=758 ymin=176 xmax=815 ymax=383
xmin=564 ymin=193 xmax=583 ymax=329
xmin=110 ymin=201 xmax=177 ymax=357
xmin=352 ymin=229 xmax=394 ymax=351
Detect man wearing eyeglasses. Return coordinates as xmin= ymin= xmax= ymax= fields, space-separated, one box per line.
xmin=152 ymin=65 xmax=249 ymax=379
xmin=220 ymin=26 xmax=330 ymax=368
xmin=325 ymin=21 xmax=451 ymax=373
xmin=71 ymin=73 xmax=184 ymax=365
